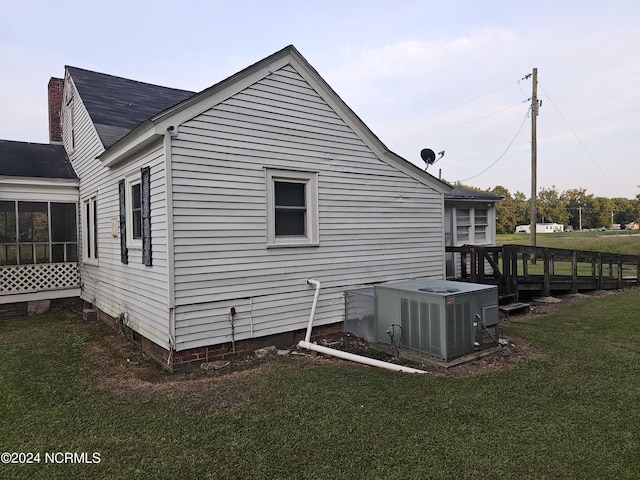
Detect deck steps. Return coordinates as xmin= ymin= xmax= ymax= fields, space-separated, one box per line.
xmin=498 ymin=293 xmax=516 ymax=305
xmin=498 ymin=302 xmax=530 ymax=316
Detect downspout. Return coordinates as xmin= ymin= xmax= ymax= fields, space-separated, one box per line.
xmin=298 ymin=279 xmax=427 ymax=374
xmin=440 ymin=195 xmax=447 ymax=280
xmin=164 ymin=126 xmax=178 ymax=360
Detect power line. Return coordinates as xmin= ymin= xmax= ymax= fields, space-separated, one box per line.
xmin=457 ymin=106 xmax=531 ymax=183
xmin=383 ymin=79 xmax=523 ymax=136
xmin=538 ymin=84 xmax=620 ymax=196
xmin=421 ymin=101 xmax=524 ymax=141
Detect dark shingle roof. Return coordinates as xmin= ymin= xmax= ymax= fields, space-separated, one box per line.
xmin=445 ymin=185 xmax=503 ymax=201
xmin=67 ymin=66 xmax=196 ymax=149
xmin=0 ymin=140 xmax=77 ymax=179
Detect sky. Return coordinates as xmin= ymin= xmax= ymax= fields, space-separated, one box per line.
xmin=1 ymin=0 xmax=639 ymax=199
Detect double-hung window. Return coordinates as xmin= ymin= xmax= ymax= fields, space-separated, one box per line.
xmin=125 ymin=176 xmax=143 ymax=249
xmin=83 ymin=196 xmax=98 ymax=263
xmin=266 ymin=168 xmax=318 ymax=247
xmin=119 ymin=166 xmax=152 ymax=265
xmin=453 ymin=206 xmax=491 ymax=244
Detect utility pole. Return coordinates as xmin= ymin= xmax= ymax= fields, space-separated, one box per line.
xmin=611 ymin=210 xmax=614 ymax=230
xmin=578 ymin=206 xmax=582 ymax=231
xmin=530 ymin=67 xmax=539 ymax=248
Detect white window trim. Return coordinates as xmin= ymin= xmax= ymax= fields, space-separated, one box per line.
xmin=474 ymin=208 xmax=489 ymax=242
xmin=453 ymin=205 xmax=494 ymax=245
xmin=265 ymin=168 xmax=319 ymax=248
xmin=64 ymin=87 xmax=76 ymax=154
xmin=455 ymin=208 xmax=471 ymax=243
xmin=125 ymin=172 xmax=142 ymax=250
xmin=82 ymin=194 xmax=98 ymax=265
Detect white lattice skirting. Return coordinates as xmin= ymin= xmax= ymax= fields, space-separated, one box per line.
xmin=0 ymin=263 xmax=80 ymax=294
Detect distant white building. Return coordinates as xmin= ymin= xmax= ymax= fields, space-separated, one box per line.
xmin=625 ymin=222 xmax=639 ymax=230
xmin=515 ymin=223 xmax=564 ymax=234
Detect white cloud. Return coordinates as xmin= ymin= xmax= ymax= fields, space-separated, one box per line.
xmin=1 ymin=0 xmax=638 ymax=198
xmin=316 ymin=20 xmax=640 ymax=198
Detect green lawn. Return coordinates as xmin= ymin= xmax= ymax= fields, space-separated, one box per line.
xmin=498 ymin=230 xmax=640 ymax=256
xmin=496 ymin=231 xmax=640 ymax=277
xmin=1 ymin=291 xmax=640 ymax=479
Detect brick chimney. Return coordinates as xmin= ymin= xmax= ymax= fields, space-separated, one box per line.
xmin=48 ymin=77 xmax=64 ymax=143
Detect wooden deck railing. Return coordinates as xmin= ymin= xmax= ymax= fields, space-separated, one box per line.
xmin=446 ymin=245 xmax=640 ymax=299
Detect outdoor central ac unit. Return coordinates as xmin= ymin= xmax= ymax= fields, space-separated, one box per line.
xmin=374 ymin=279 xmax=499 ymax=361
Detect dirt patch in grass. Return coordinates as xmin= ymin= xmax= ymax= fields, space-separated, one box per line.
xmin=323 ymin=331 xmax=545 ymax=378
xmin=85 ymin=340 xmax=284 ymax=411
xmin=81 ymin=318 xmax=311 ymax=411
xmin=79 ymin=289 xmax=631 ymax=407
xmin=506 ymin=289 xmax=622 ymax=321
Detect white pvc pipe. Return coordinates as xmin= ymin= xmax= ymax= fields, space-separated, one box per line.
xmin=304 ymin=278 xmax=321 ymax=343
xmin=298 ymin=340 xmax=428 ymax=374
xmin=298 ymin=278 xmax=427 ymax=374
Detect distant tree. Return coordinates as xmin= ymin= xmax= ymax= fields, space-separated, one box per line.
xmin=490 ymin=186 xmax=516 ymax=234
xmin=561 ymin=188 xmax=593 ymax=231
xmin=513 ymin=191 xmax=529 ymax=226
xmin=611 ymin=198 xmax=637 ymax=226
xmin=487 ymin=186 xmax=530 ymax=233
xmin=632 ymin=195 xmax=640 ymax=223
xmin=538 ymin=186 xmax=569 ymax=226
xmin=587 ymin=197 xmax=615 ymax=229
xmin=451 ymin=182 xmax=640 ymax=233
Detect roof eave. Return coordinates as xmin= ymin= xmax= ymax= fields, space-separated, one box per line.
xmin=287 ymin=47 xmax=452 ymax=193
xmin=94 ymin=44 xmax=452 ymax=193
xmin=445 ymin=195 xmax=503 ymax=202
xmin=97 ymin=121 xmax=162 ymax=168
xmin=96 ymin=47 xmax=297 ymax=168
xmin=0 ymin=175 xmax=79 ymax=188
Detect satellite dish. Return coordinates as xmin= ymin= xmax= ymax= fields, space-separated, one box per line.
xmin=420 ymin=148 xmax=436 ymax=165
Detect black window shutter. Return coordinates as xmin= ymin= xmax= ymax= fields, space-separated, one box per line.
xmin=141 ymin=166 xmax=152 ymax=266
xmin=118 ymin=179 xmax=128 ymax=264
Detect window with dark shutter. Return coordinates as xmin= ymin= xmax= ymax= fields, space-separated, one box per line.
xmin=141 ymin=166 xmax=152 ymax=266
xmin=118 ymin=179 xmax=128 ymax=264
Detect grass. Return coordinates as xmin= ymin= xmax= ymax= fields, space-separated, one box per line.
xmin=1 ymin=291 xmax=640 ymax=479
xmin=497 ymin=230 xmax=640 ymax=256
xmin=496 ymin=231 xmax=640 ymax=277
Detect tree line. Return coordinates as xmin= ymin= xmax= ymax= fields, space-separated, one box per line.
xmin=470 ymin=185 xmax=640 ymax=234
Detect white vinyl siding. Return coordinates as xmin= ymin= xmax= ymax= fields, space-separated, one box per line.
xmin=170 ymin=65 xmax=445 ymax=350
xmin=62 ymin=75 xmax=170 ymax=349
xmin=63 ymin=58 xmax=446 ymax=355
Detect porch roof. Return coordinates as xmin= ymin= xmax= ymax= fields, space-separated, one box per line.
xmin=0 ymin=140 xmax=77 ymax=179
xmin=445 ymin=185 xmax=503 ymax=202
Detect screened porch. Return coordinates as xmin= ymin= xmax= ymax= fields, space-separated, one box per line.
xmin=0 ymin=200 xmax=80 ymax=302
